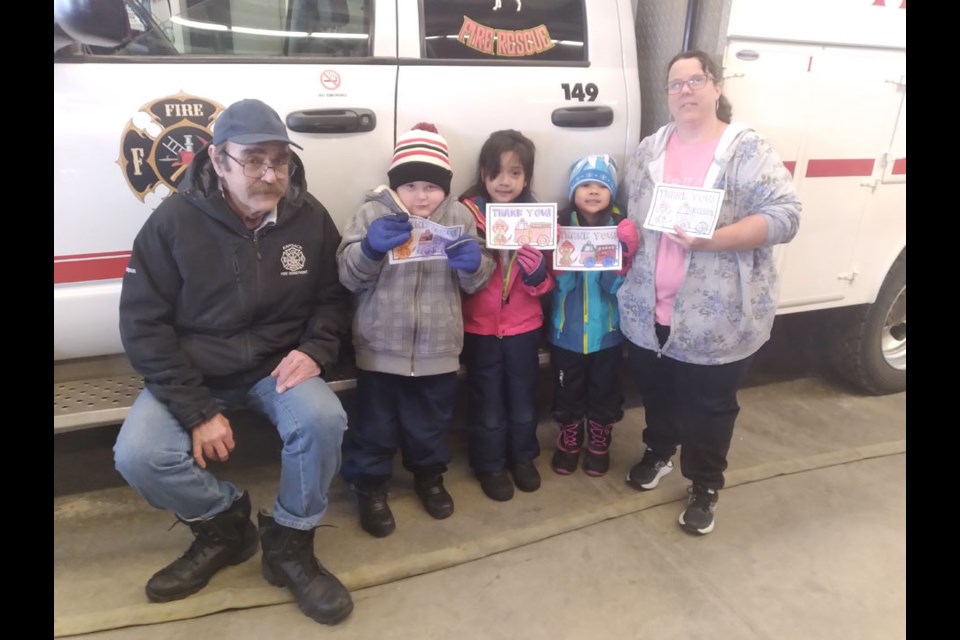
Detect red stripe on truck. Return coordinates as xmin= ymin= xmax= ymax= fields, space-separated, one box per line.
xmin=892 ymin=157 xmax=906 ymax=175
xmin=54 ymin=253 xmax=131 ymax=284
xmin=805 ymin=159 xmax=875 ymax=178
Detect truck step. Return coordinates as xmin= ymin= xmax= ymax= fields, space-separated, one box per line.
xmin=53 ymin=350 xmax=552 ymax=434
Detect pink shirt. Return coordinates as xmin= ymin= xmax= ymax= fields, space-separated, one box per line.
xmin=655 ymin=132 xmax=721 ymax=325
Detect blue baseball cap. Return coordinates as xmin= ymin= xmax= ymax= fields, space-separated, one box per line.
xmin=568 ymin=154 xmax=618 ymax=201
xmin=211 ymin=99 xmax=303 ymax=149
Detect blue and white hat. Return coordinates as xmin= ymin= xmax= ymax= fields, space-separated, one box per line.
xmin=567 ymin=154 xmax=618 ymax=201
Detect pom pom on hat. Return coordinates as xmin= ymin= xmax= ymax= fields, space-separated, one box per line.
xmin=568 ymin=154 xmax=618 ymax=201
xmin=388 ymin=123 xmax=453 ymax=194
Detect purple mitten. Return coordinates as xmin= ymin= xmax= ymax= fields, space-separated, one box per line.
xmin=516 ymin=244 xmax=546 ymax=286
xmin=445 ymin=236 xmax=482 ymax=273
xmin=361 ymin=213 xmax=413 ymax=260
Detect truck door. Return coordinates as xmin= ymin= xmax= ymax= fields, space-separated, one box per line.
xmin=394 ymin=0 xmax=640 ymax=204
xmin=54 ymin=0 xmax=398 ymax=360
xmin=720 ymin=0 xmax=906 ymax=311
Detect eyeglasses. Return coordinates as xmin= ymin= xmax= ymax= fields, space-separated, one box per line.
xmin=666 ymin=74 xmax=713 ymax=95
xmin=222 ymin=150 xmax=296 ymax=179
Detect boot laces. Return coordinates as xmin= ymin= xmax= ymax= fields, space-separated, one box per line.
xmin=558 ymin=422 xmax=581 ymax=451
xmin=167 ymin=520 xmax=226 ymax=566
xmin=588 ymin=422 xmax=612 ymax=449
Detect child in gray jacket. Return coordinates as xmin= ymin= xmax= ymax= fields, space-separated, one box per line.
xmin=336 ymin=123 xmax=494 ymax=538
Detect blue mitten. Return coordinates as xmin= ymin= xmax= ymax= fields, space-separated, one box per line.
xmin=445 ymin=236 xmax=482 ymax=273
xmin=361 ymin=213 xmax=412 ymax=260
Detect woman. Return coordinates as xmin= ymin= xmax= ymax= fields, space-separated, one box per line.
xmin=617 ymin=50 xmax=801 ymax=535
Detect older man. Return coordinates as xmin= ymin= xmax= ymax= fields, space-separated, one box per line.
xmin=114 ymin=99 xmax=353 ymax=624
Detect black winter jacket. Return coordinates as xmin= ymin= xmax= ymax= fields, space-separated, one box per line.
xmin=119 ymin=145 xmax=351 ymax=430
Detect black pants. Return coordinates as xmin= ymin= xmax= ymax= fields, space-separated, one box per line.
xmin=550 ymin=344 xmax=625 ymax=426
xmin=340 ymin=369 xmax=458 ymax=487
xmin=463 ymin=331 xmax=542 ymax=473
xmin=626 ymin=326 xmax=754 ymax=491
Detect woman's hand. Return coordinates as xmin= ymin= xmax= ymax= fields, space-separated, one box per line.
xmin=664 ymin=225 xmax=706 ymax=250
xmin=664 ymin=215 xmax=769 ymax=252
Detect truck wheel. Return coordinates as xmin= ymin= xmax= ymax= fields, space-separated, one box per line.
xmin=827 ymin=254 xmax=906 ymax=395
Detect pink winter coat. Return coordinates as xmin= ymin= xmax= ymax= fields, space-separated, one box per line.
xmin=461 ymin=197 xmax=555 ymax=337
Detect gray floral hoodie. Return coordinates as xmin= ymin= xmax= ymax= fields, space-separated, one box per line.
xmin=616 ymin=122 xmax=801 ymax=365
xmin=337 ymin=186 xmax=494 ymax=376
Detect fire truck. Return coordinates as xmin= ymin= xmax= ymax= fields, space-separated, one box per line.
xmin=53 ymin=0 xmax=905 ymax=432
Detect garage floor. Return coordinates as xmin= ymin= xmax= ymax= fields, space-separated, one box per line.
xmin=54 ymin=315 xmax=906 ymax=640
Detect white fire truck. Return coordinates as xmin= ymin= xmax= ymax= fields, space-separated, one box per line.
xmin=53 ymin=0 xmax=905 ymax=431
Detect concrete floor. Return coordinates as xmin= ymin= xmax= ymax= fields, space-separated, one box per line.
xmin=55 ymin=314 xmax=906 ymax=640
xmin=65 ymin=455 xmax=905 ymax=640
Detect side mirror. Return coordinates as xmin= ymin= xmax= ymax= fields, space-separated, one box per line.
xmin=53 ymin=0 xmax=130 ymax=48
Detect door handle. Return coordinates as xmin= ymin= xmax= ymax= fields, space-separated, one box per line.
xmin=286 ymin=109 xmax=377 ymax=133
xmin=551 ymin=106 xmax=614 ymax=128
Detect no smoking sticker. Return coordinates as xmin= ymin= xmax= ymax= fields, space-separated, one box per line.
xmin=320 ymin=70 xmax=341 ymax=90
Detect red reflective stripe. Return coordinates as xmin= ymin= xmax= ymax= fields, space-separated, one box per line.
xmin=892 ymin=158 xmax=906 ymax=175
xmin=54 ymin=253 xmax=130 ymax=284
xmin=805 ymin=159 xmax=875 ymax=178
xmin=783 ymin=161 xmax=796 ymax=176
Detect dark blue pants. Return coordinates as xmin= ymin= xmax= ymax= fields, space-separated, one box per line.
xmin=625 ymin=328 xmax=754 ymax=491
xmin=550 ymin=344 xmax=625 ymax=426
xmin=340 ymin=369 xmax=458 ymax=487
xmin=462 ymin=331 xmax=542 ymax=473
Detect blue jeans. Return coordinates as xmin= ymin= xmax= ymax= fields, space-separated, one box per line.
xmin=114 ymin=375 xmax=347 ymax=531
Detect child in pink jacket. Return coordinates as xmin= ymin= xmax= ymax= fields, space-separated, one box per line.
xmin=458 ymin=130 xmax=554 ymax=502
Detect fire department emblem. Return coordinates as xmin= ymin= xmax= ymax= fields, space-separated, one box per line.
xmin=117 ymin=92 xmax=225 ymax=203
xmin=281 ymin=244 xmax=307 ymax=273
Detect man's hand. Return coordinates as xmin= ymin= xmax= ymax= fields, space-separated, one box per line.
xmin=271 ymin=349 xmax=321 ymax=394
xmin=191 ymin=413 xmax=235 ymax=469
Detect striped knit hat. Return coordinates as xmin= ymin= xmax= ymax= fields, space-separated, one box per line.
xmin=388 ymin=123 xmax=453 ymax=194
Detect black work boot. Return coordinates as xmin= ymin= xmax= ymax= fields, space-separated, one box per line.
xmin=413 ymin=472 xmax=455 ymax=519
xmin=353 ymin=483 xmax=396 ymax=538
xmin=582 ymin=420 xmax=614 ymax=477
xmin=551 ymin=421 xmax=584 ymax=475
xmin=145 ymin=491 xmax=259 ymax=603
xmin=258 ymin=512 xmax=354 ymax=625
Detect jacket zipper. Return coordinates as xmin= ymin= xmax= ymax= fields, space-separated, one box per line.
xmin=582 ymin=273 xmax=589 ymax=354
xmin=410 ymin=263 xmax=423 ymax=376
xmin=502 ymin=252 xmax=516 ymax=304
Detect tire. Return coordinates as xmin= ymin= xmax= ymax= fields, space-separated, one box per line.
xmin=827 ymin=253 xmax=906 ymax=395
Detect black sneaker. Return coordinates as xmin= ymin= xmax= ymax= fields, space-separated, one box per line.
xmin=625 ymin=448 xmax=674 ymax=491
xmin=510 ymin=462 xmax=541 ymax=493
xmin=476 ymin=470 xmax=515 ymax=502
xmin=414 ymin=473 xmax=455 ymax=520
xmin=678 ymin=484 xmax=719 ymax=535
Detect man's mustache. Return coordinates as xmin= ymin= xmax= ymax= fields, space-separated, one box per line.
xmin=248 ymin=183 xmax=285 ymax=196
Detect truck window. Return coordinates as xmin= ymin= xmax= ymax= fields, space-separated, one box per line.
xmin=421 ymin=0 xmax=586 ymax=62
xmin=55 ymin=0 xmax=372 ymax=59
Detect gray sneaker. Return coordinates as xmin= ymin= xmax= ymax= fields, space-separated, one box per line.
xmin=625 ymin=448 xmax=674 ymax=490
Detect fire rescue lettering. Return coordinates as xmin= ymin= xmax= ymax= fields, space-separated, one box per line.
xmin=457 ymin=17 xmax=554 ymax=57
